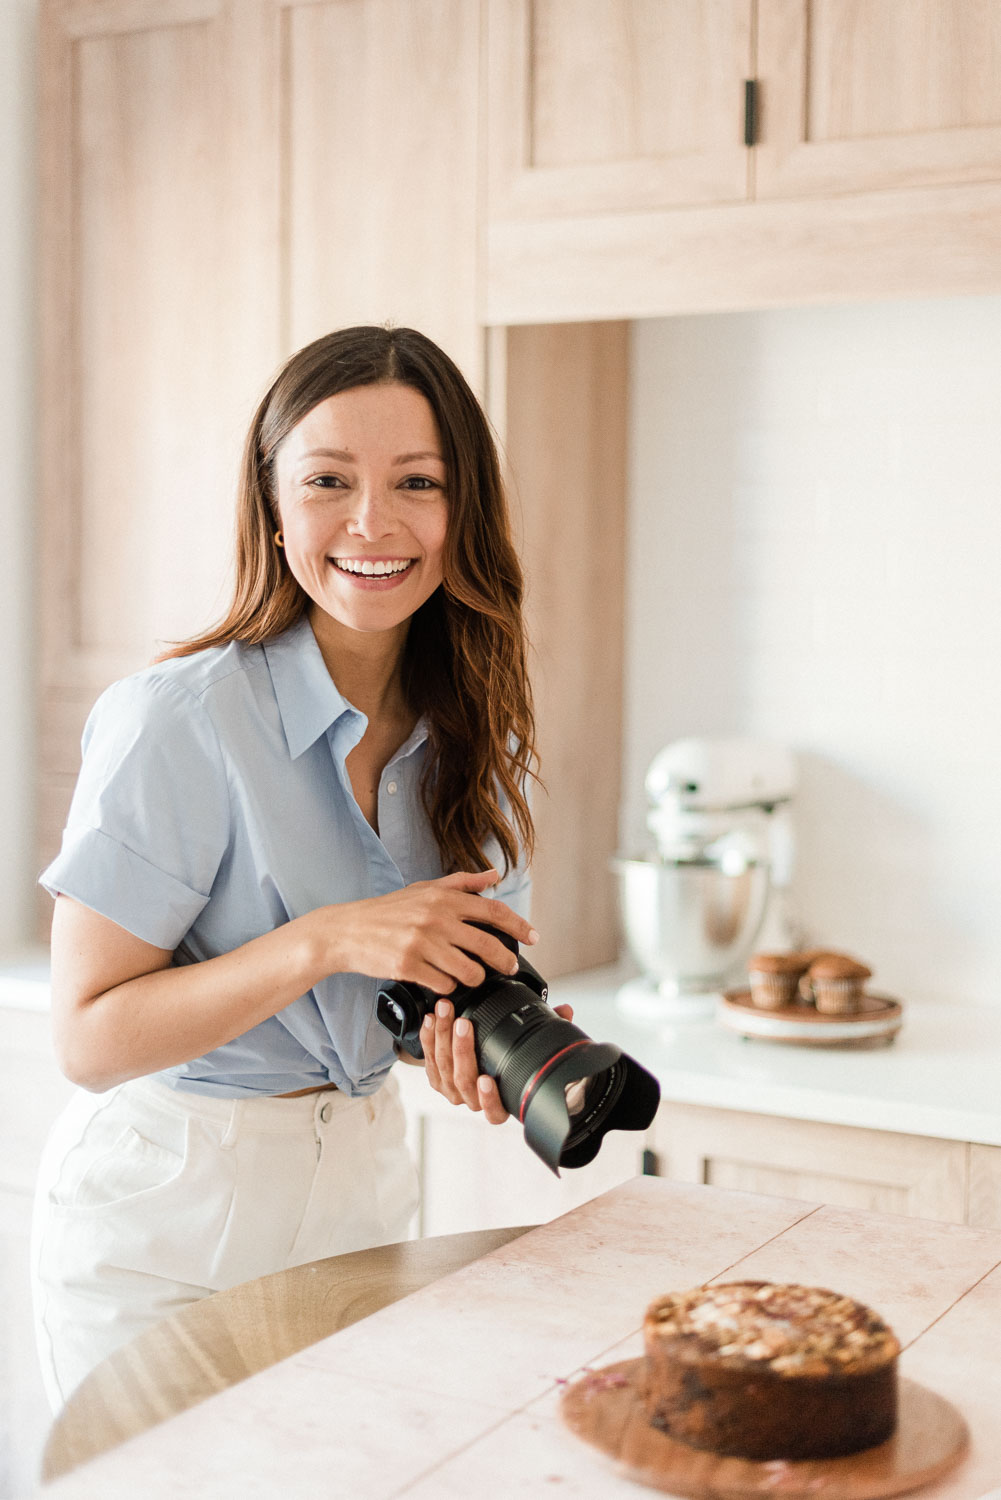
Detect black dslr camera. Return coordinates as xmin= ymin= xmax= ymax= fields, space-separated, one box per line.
xmin=376 ymin=924 xmax=660 ymax=1175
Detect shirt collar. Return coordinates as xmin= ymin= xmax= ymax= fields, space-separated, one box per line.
xmin=263 ymin=614 xmax=357 ymax=760
xmin=262 ymin=613 xmax=431 ymax=763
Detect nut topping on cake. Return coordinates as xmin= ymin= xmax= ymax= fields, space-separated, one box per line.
xmin=645 ymin=1281 xmax=899 ymax=1377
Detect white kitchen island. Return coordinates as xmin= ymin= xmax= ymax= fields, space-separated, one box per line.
xmin=36 ymin=1176 xmax=1001 ymax=1498
xmin=398 ymin=965 xmax=1001 ymax=1238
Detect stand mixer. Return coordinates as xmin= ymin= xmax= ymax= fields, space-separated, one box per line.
xmin=613 ymin=737 xmax=799 ymax=1020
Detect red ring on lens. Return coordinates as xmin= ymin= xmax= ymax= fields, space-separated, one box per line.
xmin=518 ymin=1039 xmax=592 ymax=1124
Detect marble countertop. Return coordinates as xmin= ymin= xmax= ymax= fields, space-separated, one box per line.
xmin=38 ymin=1176 xmax=1001 ymax=1498
xmin=548 ymin=964 xmax=1001 ymax=1147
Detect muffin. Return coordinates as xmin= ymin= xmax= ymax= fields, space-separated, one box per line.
xmin=795 ymin=950 xmax=843 ymax=1001
xmin=747 ymin=952 xmax=811 ymax=1010
xmin=806 ymin=954 xmax=872 ymax=1014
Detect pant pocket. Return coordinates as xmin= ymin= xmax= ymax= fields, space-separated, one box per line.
xmin=52 ymin=1123 xmax=186 ymax=1212
xmin=47 ymin=1091 xmax=189 ymax=1217
xmin=37 ymin=1088 xmax=236 ymax=1292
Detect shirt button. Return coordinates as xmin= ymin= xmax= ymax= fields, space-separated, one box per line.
xmin=319 ymin=1101 xmax=333 ymax=1123
xmin=386 ymin=781 xmax=398 ymax=795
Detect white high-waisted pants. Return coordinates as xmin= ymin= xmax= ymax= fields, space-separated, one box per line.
xmin=30 ymin=1072 xmax=419 ymax=1410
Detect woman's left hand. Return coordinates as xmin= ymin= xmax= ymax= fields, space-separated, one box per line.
xmin=421 ymin=1000 xmax=575 ymax=1123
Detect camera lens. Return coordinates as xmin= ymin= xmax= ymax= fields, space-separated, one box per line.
xmin=564 ymin=1078 xmax=589 ymax=1117
xmin=376 ymin=929 xmax=660 ymax=1174
xmin=562 ymin=1066 xmax=625 ymax=1145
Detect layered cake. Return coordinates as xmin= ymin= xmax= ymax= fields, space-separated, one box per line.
xmin=641 ymin=1280 xmax=899 ymax=1461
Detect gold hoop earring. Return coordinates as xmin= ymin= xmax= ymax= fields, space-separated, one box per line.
xmin=274 ymin=531 xmax=284 ymax=548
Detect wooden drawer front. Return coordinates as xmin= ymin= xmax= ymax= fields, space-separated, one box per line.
xmin=651 ymin=1102 xmax=968 ymax=1226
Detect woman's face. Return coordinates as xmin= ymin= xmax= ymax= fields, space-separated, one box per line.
xmin=274 ymin=381 xmax=449 ymax=641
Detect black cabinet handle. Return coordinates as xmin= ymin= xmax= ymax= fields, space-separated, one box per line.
xmin=744 ymin=79 xmax=758 ymax=147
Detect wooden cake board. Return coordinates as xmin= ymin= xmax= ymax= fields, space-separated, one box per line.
xmin=560 ymin=1360 xmax=967 ymax=1499
xmin=719 ymin=990 xmax=903 ymax=1049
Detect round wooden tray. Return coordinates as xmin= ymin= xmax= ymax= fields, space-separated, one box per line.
xmin=718 ymin=990 xmax=903 ymax=1048
xmin=560 ymin=1360 xmax=967 ymax=1499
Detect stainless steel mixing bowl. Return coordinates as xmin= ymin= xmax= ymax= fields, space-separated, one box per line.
xmin=611 ymin=855 xmax=770 ymax=995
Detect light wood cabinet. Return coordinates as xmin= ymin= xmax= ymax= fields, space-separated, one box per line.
xmin=484 ymin=0 xmax=1001 ymax=323
xmin=278 ymin=0 xmax=482 ymax=378
xmin=488 ymin=0 xmax=1001 ymax=220
xmin=489 ymin=321 xmax=629 ymax=977
xmin=650 ymin=1101 xmax=970 ymax=1223
xmin=487 ymin=0 xmax=754 ymax=217
xmin=755 ymin=0 xmax=1001 ymax=200
xmin=38 ymin=0 xmax=282 ymax=875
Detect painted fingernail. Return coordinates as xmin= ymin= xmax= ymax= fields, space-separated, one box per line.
xmin=527 ymin=928 xmax=540 ymax=943
xmin=422 ymin=1014 xmax=433 ymax=1031
xmin=455 ymin=1018 xmax=470 ymax=1038
xmin=436 ymin=1000 xmax=450 ymax=1018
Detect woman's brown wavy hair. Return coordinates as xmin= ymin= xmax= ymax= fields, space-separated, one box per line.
xmin=161 ymin=325 xmax=536 ymax=877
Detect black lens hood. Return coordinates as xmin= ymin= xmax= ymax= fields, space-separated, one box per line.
xmin=521 ymin=1042 xmax=660 ymax=1175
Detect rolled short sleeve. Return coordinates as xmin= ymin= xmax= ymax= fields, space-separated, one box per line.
xmin=40 ymin=673 xmax=231 ymax=950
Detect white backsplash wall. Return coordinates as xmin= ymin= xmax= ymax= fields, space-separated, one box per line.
xmin=624 ymin=298 xmax=1001 ymax=1008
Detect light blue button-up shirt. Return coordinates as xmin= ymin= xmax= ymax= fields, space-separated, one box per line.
xmin=41 ymin=614 xmax=531 ymax=1098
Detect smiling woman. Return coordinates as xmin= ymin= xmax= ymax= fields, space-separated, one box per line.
xmin=276 ymin=382 xmax=449 ymax=643
xmin=31 ymin=326 xmax=569 ymax=1411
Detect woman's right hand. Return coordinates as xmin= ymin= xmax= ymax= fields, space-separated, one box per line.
xmin=321 ymin=868 xmax=538 ymax=993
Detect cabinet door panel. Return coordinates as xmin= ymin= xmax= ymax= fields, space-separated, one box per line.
xmin=651 ymin=1102 xmax=968 ymax=1225
xmin=38 ymin=0 xmax=282 ymax=884
xmin=281 ymin=0 xmax=481 ymax=382
xmin=705 ymin=1158 xmax=911 ymax=1217
xmin=756 ymin=0 xmax=1001 ymax=199
xmin=488 ymin=0 xmax=753 ymax=217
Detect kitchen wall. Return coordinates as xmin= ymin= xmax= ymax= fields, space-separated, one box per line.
xmin=623 ymin=299 xmax=1001 ymax=1008
xmin=0 ymin=0 xmax=38 ymax=953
